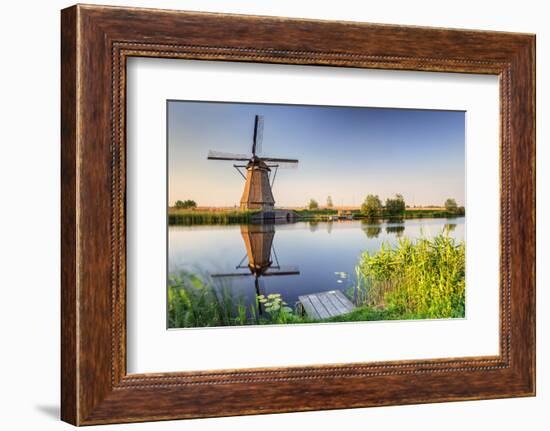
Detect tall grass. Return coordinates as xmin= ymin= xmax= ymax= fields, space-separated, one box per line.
xmin=168 ymin=209 xmax=260 ymax=225
xmin=168 ymin=272 xmax=314 ymax=328
xmin=354 ymin=233 xmax=465 ymax=319
xmin=168 ymin=207 xmax=463 ymax=225
xmin=401 ymin=209 xmax=464 ymax=219
xmin=168 ymin=272 xmax=248 ymax=327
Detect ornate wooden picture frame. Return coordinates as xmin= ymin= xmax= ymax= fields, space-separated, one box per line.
xmin=61 ymin=4 xmax=535 ymax=425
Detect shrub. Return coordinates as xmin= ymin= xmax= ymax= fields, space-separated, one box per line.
xmin=361 ymin=194 xmax=382 ymax=217
xmin=385 ymin=194 xmax=406 ymax=216
xmin=174 ymin=199 xmax=197 ymax=209
xmin=308 ymin=199 xmax=319 ymax=210
xmin=444 ymin=198 xmax=458 ymax=213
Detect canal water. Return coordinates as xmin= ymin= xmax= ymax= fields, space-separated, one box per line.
xmin=168 ymin=217 xmax=465 ymax=312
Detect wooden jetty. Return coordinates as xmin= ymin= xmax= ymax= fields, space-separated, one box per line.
xmin=298 ymin=290 xmax=355 ymax=319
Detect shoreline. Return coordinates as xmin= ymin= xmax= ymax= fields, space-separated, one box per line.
xmin=168 ymin=209 xmax=465 ymax=226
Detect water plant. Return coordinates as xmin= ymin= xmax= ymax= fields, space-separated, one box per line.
xmin=354 ymin=233 xmax=465 ymax=319
xmin=168 ymin=272 xmax=308 ymax=327
xmin=168 ymin=272 xmax=248 ymax=327
xmin=257 ymin=293 xmax=294 ymax=324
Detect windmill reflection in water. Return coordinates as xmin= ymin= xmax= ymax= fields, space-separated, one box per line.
xmin=210 ymin=222 xmax=300 ymax=316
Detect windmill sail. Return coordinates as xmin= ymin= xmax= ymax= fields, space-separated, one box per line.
xmin=252 ymin=115 xmax=264 ymax=156
xmin=261 ymin=157 xmax=299 ymax=163
xmin=207 ymin=150 xmax=250 ymax=161
xmin=265 ymin=162 xmax=298 ymax=170
xmin=210 ymin=272 xmax=253 ymax=278
xmin=263 ymin=266 xmax=300 ymax=276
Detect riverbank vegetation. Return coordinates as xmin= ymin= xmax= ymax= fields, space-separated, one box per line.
xmin=168 ymin=194 xmax=464 ymax=225
xmin=353 ymin=233 xmax=465 ymax=319
xmin=359 ymin=194 xmax=464 ymax=219
xmin=168 ymin=208 xmax=260 ymax=225
xmin=168 ymin=272 xmax=317 ymax=327
xmin=168 ymin=206 xmax=463 ymax=225
xmin=168 ymin=233 xmax=465 ymax=328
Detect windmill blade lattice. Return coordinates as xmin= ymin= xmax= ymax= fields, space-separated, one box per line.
xmin=262 ymin=157 xmax=299 ymax=163
xmin=265 ymin=161 xmax=299 ymax=169
xmin=252 ymin=115 xmax=264 ymax=156
xmin=263 ymin=266 xmax=300 ymax=276
xmin=207 ymin=150 xmax=251 ymax=161
xmin=210 ymin=272 xmax=253 ymax=278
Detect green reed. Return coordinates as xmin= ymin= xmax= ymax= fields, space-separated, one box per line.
xmin=168 ymin=210 xmax=260 ymax=225
xmin=354 ymin=233 xmax=465 ymax=319
xmin=168 ymin=272 xmax=315 ymax=328
xmin=168 ymin=272 xmax=247 ymax=328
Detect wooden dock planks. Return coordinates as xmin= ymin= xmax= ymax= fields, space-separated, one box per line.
xmin=298 ymin=290 xmax=355 ymax=320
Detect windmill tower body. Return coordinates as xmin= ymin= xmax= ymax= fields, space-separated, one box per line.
xmin=240 ymin=160 xmax=275 ymax=210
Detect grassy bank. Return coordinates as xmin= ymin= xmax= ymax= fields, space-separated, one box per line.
xmin=401 ymin=208 xmax=465 ymax=219
xmin=168 ymin=234 xmax=465 ymax=328
xmin=293 ymin=208 xmax=338 ymax=218
xmin=168 ymin=209 xmax=260 ymax=225
xmin=350 ymin=208 xmax=464 ymax=219
xmin=168 ymin=272 xmax=317 ymax=327
xmin=168 ymin=207 xmax=463 ymax=225
xmin=289 ymin=208 xmax=462 ymax=220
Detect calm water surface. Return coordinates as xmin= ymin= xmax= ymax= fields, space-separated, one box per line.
xmin=169 ymin=217 xmax=464 ymax=310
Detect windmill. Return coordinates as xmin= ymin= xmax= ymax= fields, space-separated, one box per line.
xmin=210 ymin=223 xmax=300 ymax=315
xmin=207 ymin=115 xmax=299 ymax=210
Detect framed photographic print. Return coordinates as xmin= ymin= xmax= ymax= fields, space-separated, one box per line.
xmin=164 ymin=101 xmax=466 ymax=330
xmin=61 ymin=4 xmax=535 ymax=425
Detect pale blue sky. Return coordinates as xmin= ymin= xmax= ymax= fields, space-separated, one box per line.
xmin=168 ymin=101 xmax=465 ymax=208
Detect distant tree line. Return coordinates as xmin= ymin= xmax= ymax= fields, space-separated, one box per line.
xmin=356 ymin=195 xmax=465 ymax=218
xmin=174 ymin=199 xmax=197 ymax=209
xmin=360 ymin=194 xmax=405 ymax=217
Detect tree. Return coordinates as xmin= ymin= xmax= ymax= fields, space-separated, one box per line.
xmin=361 ymin=194 xmax=382 ymax=218
xmin=385 ymin=194 xmax=406 ymax=216
xmin=326 ymin=195 xmax=333 ymax=208
xmin=308 ymin=199 xmax=319 ymax=210
xmin=444 ymin=198 xmax=458 ymax=214
xmin=175 ymin=199 xmax=197 ymax=209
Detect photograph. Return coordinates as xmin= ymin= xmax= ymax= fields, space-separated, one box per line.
xmin=167 ymin=101 xmax=466 ymax=328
